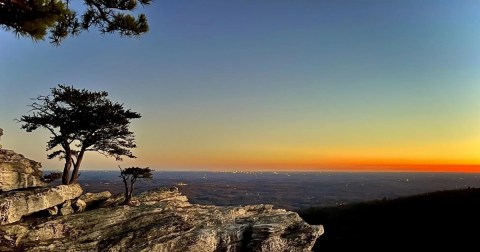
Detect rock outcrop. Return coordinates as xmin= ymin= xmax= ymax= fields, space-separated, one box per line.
xmin=0 ymin=149 xmax=46 ymax=191
xmin=0 ymin=187 xmax=323 ymax=251
xmin=79 ymin=191 xmax=112 ymax=208
xmin=0 ymin=184 xmax=83 ymax=224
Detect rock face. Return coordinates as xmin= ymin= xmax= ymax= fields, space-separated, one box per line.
xmin=0 ymin=187 xmax=323 ymax=251
xmin=0 ymin=149 xmax=47 ymax=191
xmin=0 ymin=184 xmax=83 ymax=224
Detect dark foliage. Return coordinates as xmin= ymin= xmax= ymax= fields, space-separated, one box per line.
xmin=299 ymin=188 xmax=480 ymax=251
xmin=41 ymin=171 xmax=63 ymax=183
xmin=19 ymin=84 xmax=141 ymax=185
xmin=119 ymin=166 xmax=152 ymax=205
xmin=0 ymin=0 xmax=151 ymax=45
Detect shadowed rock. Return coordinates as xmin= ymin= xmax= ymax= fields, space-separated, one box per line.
xmin=79 ymin=191 xmax=112 ymax=208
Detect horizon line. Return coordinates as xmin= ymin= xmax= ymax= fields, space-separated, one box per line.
xmin=41 ymin=164 xmax=480 ymax=173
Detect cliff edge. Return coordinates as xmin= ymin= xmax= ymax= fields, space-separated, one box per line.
xmin=0 ymin=130 xmax=323 ymax=251
xmin=0 ymin=187 xmax=323 ymax=251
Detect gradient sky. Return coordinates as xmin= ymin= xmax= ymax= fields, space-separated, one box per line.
xmin=1 ymin=0 xmax=480 ymax=171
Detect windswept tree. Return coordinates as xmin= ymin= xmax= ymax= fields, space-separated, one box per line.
xmin=19 ymin=84 xmax=141 ymax=185
xmin=0 ymin=0 xmax=151 ymax=45
xmin=119 ymin=166 xmax=152 ymax=205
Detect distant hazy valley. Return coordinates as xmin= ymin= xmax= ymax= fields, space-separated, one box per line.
xmin=67 ymin=171 xmax=480 ymax=210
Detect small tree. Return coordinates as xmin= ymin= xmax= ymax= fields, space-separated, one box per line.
xmin=19 ymin=84 xmax=141 ymax=185
xmin=119 ymin=166 xmax=153 ymax=205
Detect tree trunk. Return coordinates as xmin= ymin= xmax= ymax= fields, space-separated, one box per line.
xmin=129 ymin=182 xmax=135 ymax=200
xmin=69 ymin=149 xmax=85 ymax=184
xmin=62 ymin=153 xmax=72 ymax=185
xmin=127 ymin=177 xmax=137 ymax=204
xmin=122 ymin=177 xmax=130 ymax=205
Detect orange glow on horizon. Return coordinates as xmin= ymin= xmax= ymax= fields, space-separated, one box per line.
xmin=141 ymin=155 xmax=480 ymax=172
xmin=129 ymin=129 xmax=480 ymax=172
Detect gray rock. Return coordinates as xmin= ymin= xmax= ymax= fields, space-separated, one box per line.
xmin=98 ymin=192 xmax=125 ymax=208
xmin=100 ymin=187 xmax=191 ymax=208
xmin=137 ymin=187 xmax=190 ymax=206
xmin=0 ymin=187 xmax=323 ymax=251
xmin=0 ymin=149 xmax=47 ymax=191
xmin=79 ymin=191 xmax=112 ymax=207
xmin=0 ymin=183 xmax=83 ymax=224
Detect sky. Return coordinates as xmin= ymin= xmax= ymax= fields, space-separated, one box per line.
xmin=1 ymin=0 xmax=480 ymax=172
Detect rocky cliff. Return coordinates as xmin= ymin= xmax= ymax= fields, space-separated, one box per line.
xmin=0 ymin=187 xmax=323 ymax=251
xmin=0 ymin=184 xmax=83 ymax=224
xmin=0 ymin=149 xmax=47 ymax=191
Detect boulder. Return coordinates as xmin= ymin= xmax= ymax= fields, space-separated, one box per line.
xmin=0 ymin=149 xmax=47 ymax=191
xmin=59 ymin=200 xmax=74 ymax=216
xmin=0 ymin=187 xmax=323 ymax=251
xmin=79 ymin=191 xmax=111 ymax=207
xmin=98 ymin=193 xmax=125 ymax=208
xmin=73 ymin=199 xmax=86 ymax=213
xmin=0 ymin=184 xmax=83 ymax=224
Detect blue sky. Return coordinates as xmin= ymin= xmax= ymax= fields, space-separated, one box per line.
xmin=1 ymin=0 xmax=480 ymax=171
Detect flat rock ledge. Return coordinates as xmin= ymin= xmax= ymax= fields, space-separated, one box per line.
xmin=0 ymin=184 xmax=83 ymax=225
xmin=0 ymin=187 xmax=323 ymax=252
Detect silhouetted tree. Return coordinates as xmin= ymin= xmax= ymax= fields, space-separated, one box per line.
xmin=0 ymin=0 xmax=151 ymax=45
xmin=119 ymin=166 xmax=152 ymax=205
xmin=19 ymin=84 xmax=141 ymax=185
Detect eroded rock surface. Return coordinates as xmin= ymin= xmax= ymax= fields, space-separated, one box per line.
xmin=0 ymin=187 xmax=323 ymax=251
xmin=0 ymin=149 xmax=46 ymax=191
xmin=80 ymin=191 xmax=112 ymax=208
xmin=0 ymin=184 xmax=83 ymax=224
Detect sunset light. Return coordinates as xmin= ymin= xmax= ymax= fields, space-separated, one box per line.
xmin=2 ymin=1 xmax=480 ymax=172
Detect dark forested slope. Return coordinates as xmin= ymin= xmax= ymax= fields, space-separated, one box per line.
xmin=300 ymin=188 xmax=480 ymax=251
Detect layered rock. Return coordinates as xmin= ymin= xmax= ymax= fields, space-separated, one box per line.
xmin=0 ymin=149 xmax=46 ymax=191
xmin=0 ymin=187 xmax=323 ymax=251
xmin=79 ymin=191 xmax=112 ymax=208
xmin=0 ymin=184 xmax=83 ymax=224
